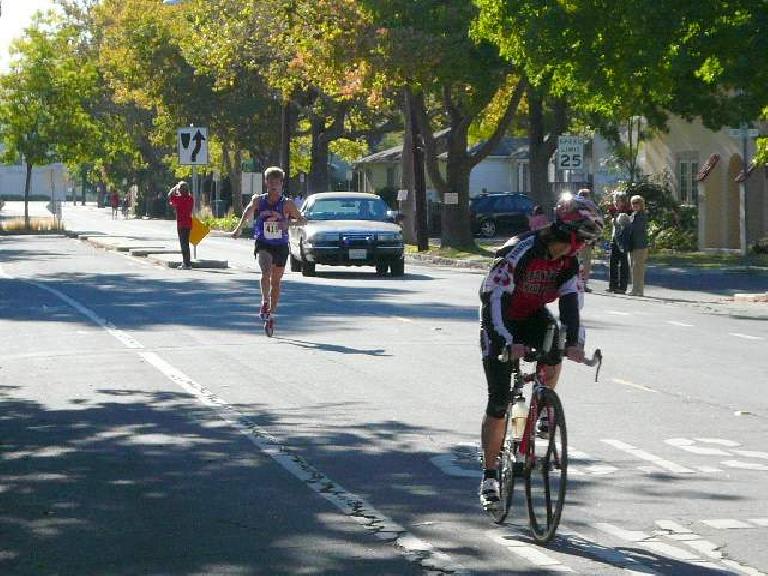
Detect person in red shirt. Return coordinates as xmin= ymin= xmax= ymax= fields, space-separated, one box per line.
xmin=109 ymin=189 xmax=120 ymax=219
xmin=168 ymin=181 xmax=194 ymax=270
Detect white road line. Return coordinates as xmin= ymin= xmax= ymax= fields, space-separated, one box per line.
xmin=701 ymin=519 xmax=755 ymax=530
xmin=729 ymin=332 xmax=764 ymax=341
xmin=593 ymin=522 xmax=650 ymax=542
xmin=733 ymin=450 xmax=768 ymax=460
xmin=721 ymin=460 xmax=768 ymax=471
xmin=13 ymin=272 xmax=467 ymax=575
xmin=488 ymin=531 xmax=572 ymax=572
xmin=695 ymin=438 xmax=741 ymax=447
xmin=601 ymin=439 xmax=695 ymax=474
xmin=612 ymin=378 xmax=657 ymax=393
xmin=665 ymin=438 xmax=731 ymax=455
xmin=558 ymin=526 xmax=657 ymax=574
xmin=667 ymin=320 xmax=694 ymax=327
xmin=748 ymin=518 xmax=768 ymax=527
xmin=607 ymin=310 xmax=631 ymax=316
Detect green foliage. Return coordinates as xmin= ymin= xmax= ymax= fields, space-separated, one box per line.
xmin=620 ymin=175 xmax=698 ymax=251
xmin=199 ymin=212 xmax=239 ymax=231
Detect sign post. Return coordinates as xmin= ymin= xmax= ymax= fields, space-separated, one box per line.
xmin=178 ymin=126 xmax=209 ymax=215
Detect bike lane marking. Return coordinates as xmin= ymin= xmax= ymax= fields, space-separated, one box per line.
xmin=2 ymin=266 xmax=468 ymax=576
xmin=487 ymin=530 xmax=572 ymax=572
xmin=600 ymin=439 xmax=695 ymax=474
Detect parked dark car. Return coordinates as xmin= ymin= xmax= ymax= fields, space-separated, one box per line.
xmin=470 ymin=193 xmax=535 ymax=238
xmin=288 ymin=192 xmax=405 ymax=277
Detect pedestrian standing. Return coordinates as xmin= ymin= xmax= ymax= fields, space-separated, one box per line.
xmin=628 ymin=194 xmax=649 ymax=296
xmin=168 ymin=181 xmax=194 ymax=270
xmin=109 ymin=188 xmax=120 ymax=219
xmin=607 ymin=191 xmax=631 ymax=294
xmin=527 ymin=205 xmax=549 ymax=231
xmin=575 ymin=188 xmax=596 ymax=292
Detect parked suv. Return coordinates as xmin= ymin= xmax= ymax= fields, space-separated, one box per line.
xmin=470 ymin=193 xmax=535 ymax=238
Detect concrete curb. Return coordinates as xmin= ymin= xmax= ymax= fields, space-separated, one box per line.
xmin=71 ymin=230 xmax=229 ymax=270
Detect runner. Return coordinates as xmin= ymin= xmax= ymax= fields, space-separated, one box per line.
xmin=232 ymin=167 xmax=304 ymax=329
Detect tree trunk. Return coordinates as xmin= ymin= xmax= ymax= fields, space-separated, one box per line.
xmin=528 ymin=91 xmax=550 ymax=207
xmin=399 ymin=92 xmax=417 ymax=244
xmin=308 ymin=116 xmax=330 ymax=195
xmin=223 ymin=141 xmax=242 ymax=216
xmin=440 ymin=154 xmax=474 ymax=248
xmin=24 ymin=161 xmax=32 ymax=229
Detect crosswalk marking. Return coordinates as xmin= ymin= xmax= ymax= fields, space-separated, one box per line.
xmin=601 ymin=439 xmax=695 ymax=474
xmin=701 ymin=519 xmax=754 ymax=530
xmin=749 ymin=518 xmax=768 ymax=527
xmin=667 ymin=320 xmax=694 ymax=327
xmin=488 ymin=531 xmax=572 ymax=572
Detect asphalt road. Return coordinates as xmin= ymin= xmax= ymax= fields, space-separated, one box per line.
xmin=1 ymin=203 xmax=767 ymax=575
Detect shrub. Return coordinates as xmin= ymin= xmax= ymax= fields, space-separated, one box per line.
xmin=619 ymin=174 xmax=698 ymax=252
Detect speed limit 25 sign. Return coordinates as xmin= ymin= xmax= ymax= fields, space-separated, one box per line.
xmin=558 ymin=135 xmax=584 ymax=170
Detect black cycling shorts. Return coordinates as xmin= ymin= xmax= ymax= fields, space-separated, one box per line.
xmin=480 ymin=299 xmax=562 ymax=418
xmin=254 ymin=241 xmax=289 ymax=268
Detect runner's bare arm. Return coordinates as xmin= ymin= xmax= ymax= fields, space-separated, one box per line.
xmin=285 ymin=199 xmax=305 ymax=224
xmin=232 ymin=196 xmax=258 ymax=238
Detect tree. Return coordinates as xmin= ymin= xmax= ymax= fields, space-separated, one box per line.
xmin=0 ymin=13 xmax=100 ymax=226
xmin=473 ymin=0 xmax=768 ymax=181
xmin=352 ymin=0 xmax=527 ymax=248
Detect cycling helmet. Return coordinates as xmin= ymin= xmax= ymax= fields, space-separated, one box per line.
xmin=552 ymin=193 xmax=604 ymax=242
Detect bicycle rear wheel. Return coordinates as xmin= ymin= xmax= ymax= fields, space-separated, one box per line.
xmin=524 ymin=388 xmax=567 ymax=544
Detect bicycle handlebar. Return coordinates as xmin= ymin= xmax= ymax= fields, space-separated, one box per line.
xmin=497 ymin=346 xmax=603 ymax=382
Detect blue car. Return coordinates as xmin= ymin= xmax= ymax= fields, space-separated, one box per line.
xmin=470 ymin=193 xmax=535 ymax=238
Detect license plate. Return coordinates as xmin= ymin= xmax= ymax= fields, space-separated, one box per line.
xmin=349 ymin=248 xmax=367 ymax=260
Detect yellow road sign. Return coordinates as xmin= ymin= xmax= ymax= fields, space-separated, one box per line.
xmin=189 ymin=217 xmax=210 ymax=246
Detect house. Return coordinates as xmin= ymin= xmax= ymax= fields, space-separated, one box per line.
xmin=353 ymin=136 xmax=532 ymax=200
xmin=0 ymin=146 xmax=70 ymax=201
xmin=640 ymin=115 xmax=767 ymax=252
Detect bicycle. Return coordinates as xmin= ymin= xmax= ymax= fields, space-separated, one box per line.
xmin=487 ymin=321 xmax=602 ymax=544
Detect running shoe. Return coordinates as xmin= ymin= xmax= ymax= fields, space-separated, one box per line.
xmin=536 ymin=412 xmax=550 ymax=439
xmin=479 ymin=477 xmax=500 ymax=509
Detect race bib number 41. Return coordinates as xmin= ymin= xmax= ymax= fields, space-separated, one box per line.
xmin=264 ymin=220 xmax=282 ymax=239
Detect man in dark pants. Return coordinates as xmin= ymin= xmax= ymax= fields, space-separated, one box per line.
xmin=607 ymin=192 xmax=631 ymax=293
xmin=168 ymin=181 xmax=194 ymax=270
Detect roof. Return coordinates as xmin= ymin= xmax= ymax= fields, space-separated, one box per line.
xmin=355 ymin=133 xmax=530 ymax=165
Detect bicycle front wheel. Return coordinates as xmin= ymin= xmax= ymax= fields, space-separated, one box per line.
xmin=524 ymin=388 xmax=567 ymax=544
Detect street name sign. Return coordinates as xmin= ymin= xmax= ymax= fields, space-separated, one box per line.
xmin=177 ymin=127 xmax=208 ymax=165
xmin=558 ymin=135 xmax=584 ymax=170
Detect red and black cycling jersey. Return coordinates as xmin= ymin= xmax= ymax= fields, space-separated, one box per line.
xmin=480 ymin=231 xmax=581 ymax=346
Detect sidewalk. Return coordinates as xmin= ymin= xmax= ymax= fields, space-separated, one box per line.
xmin=405 ymin=250 xmax=768 ymax=318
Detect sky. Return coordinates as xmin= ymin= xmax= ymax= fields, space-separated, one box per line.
xmin=1 ymin=0 xmax=58 ymax=71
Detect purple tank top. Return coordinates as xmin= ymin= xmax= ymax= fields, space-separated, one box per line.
xmin=254 ymin=194 xmax=288 ymax=245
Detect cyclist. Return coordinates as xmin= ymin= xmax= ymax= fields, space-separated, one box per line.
xmin=232 ymin=166 xmax=304 ymax=326
xmin=478 ymin=194 xmax=603 ymax=510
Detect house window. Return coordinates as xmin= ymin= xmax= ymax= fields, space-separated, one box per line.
xmin=386 ymin=167 xmax=396 ymax=189
xmin=518 ymin=161 xmax=530 ymax=194
xmin=677 ymin=154 xmax=699 ymax=204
